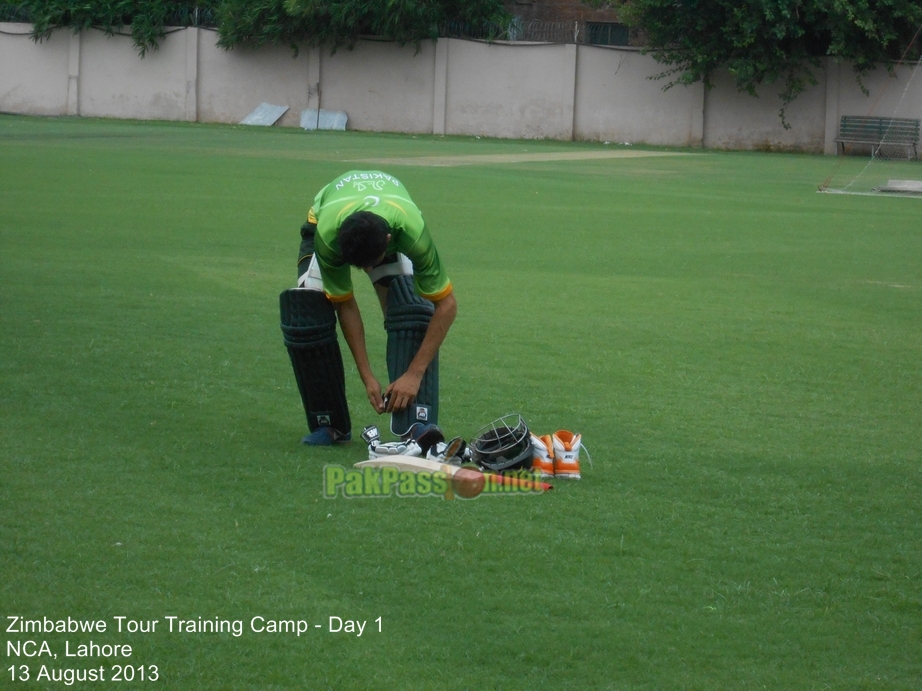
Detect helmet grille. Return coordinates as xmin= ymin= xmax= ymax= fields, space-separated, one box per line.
xmin=470 ymin=414 xmax=532 ymax=471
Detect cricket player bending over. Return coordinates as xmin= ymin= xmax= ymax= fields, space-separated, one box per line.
xmin=279 ymin=170 xmax=457 ymax=446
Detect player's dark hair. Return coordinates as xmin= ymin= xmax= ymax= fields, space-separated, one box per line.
xmin=338 ymin=211 xmax=390 ymax=267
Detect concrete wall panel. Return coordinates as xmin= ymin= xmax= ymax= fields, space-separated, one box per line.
xmin=77 ymin=29 xmax=188 ymax=121
xmin=197 ymin=32 xmax=311 ymax=127
xmin=0 ymin=24 xmax=69 ymax=115
xmin=835 ymin=61 xmax=922 ymax=118
xmin=703 ymin=68 xmax=827 ymax=152
xmin=574 ymin=46 xmax=704 ymax=146
xmin=319 ymin=40 xmax=436 ymax=133
xmin=444 ymin=40 xmax=576 ymax=139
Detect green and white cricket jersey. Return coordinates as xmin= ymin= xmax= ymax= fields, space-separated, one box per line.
xmin=307 ymin=171 xmax=451 ymax=303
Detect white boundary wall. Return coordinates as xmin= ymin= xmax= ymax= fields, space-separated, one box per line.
xmin=2 ymin=23 xmax=920 ymax=153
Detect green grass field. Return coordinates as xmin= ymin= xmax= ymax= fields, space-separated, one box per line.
xmin=2 ymin=114 xmax=920 ymax=690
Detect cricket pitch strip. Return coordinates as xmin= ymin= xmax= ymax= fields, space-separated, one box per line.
xmin=353 ymin=149 xmax=698 ymax=167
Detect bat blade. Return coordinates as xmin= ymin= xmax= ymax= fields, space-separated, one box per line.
xmin=354 ymin=455 xmax=457 ymax=475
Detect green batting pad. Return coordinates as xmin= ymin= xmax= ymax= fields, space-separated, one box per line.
xmin=385 ymin=276 xmax=439 ymax=435
xmin=280 ymin=289 xmax=350 ymax=436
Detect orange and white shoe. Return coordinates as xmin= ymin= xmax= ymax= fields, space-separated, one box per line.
xmin=552 ymin=430 xmax=582 ymax=479
xmin=530 ymin=433 xmax=555 ymax=478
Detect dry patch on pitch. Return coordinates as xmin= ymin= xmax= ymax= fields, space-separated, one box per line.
xmin=859 ymin=280 xmax=915 ymax=289
xmin=353 ymin=150 xmax=697 ymax=167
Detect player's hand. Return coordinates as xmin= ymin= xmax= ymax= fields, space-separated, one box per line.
xmin=365 ymin=379 xmax=386 ymax=414
xmin=384 ymin=372 xmax=422 ymax=412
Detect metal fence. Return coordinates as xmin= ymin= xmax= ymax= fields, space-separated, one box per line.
xmin=164 ymin=6 xmax=218 ymax=27
xmin=441 ymin=19 xmax=631 ymax=46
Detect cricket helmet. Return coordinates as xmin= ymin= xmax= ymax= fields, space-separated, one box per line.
xmin=469 ymin=414 xmax=533 ymax=472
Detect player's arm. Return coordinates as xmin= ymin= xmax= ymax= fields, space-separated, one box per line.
xmin=334 ymin=296 xmax=386 ymax=413
xmin=385 ymin=290 xmax=457 ymax=412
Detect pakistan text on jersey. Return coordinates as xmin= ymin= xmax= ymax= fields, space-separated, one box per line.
xmin=334 ymin=172 xmax=401 ymax=190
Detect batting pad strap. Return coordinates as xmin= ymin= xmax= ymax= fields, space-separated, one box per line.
xmin=366 ymin=253 xmax=412 ymax=284
xmin=280 ymin=289 xmax=351 ymax=436
xmin=296 ymin=254 xmax=324 ymax=292
xmin=385 ymin=275 xmax=439 ymax=435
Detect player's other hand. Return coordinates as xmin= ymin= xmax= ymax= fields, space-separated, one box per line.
xmin=384 ymin=372 xmax=422 ymax=412
xmin=365 ymin=380 xmax=386 ymax=414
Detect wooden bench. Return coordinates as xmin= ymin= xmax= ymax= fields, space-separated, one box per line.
xmin=835 ymin=116 xmax=920 ymax=159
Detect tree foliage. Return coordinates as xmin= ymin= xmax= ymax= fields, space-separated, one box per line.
xmin=594 ymin=0 xmax=922 ymax=117
xmin=8 ymin=1 xmax=219 ymax=56
xmin=6 ymin=0 xmax=509 ymax=56
xmin=217 ymin=0 xmax=509 ymax=50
